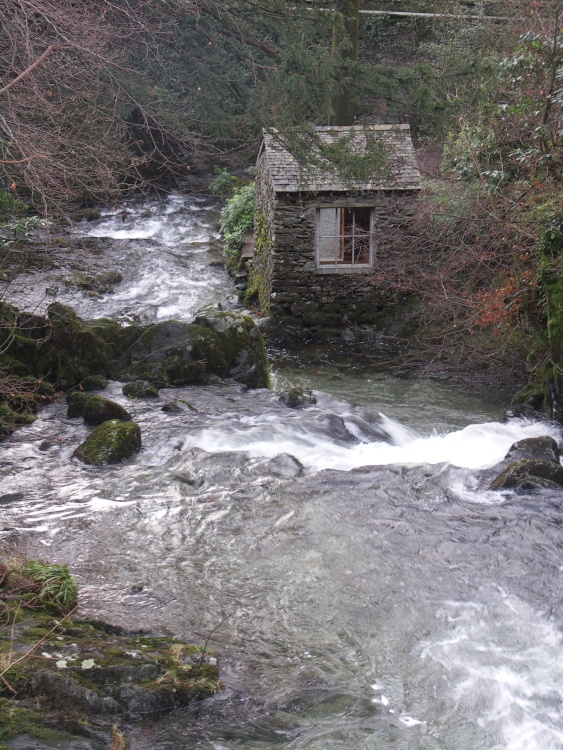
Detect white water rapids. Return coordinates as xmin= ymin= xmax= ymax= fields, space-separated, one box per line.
xmin=1 ymin=193 xmax=563 ymax=750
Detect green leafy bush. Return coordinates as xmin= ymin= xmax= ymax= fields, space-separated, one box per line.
xmin=219 ymin=182 xmax=255 ymax=265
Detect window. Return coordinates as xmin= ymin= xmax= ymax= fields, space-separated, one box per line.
xmin=316 ymin=207 xmax=373 ymax=268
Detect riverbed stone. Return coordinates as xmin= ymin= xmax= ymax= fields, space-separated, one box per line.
xmin=113 ymin=309 xmax=270 ymax=389
xmin=67 ymin=393 xmax=131 ymax=424
xmin=505 ymin=436 xmax=561 ymax=463
xmin=80 ymin=375 xmax=109 ymax=391
xmin=0 ymin=563 xmax=221 ymax=748
xmin=279 ymin=387 xmax=317 ymax=408
xmin=122 ymin=380 xmax=160 ymax=399
xmin=73 ymin=420 xmax=141 ymax=464
xmin=490 ymin=458 xmax=563 ymax=490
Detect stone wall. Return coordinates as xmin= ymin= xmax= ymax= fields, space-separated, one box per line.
xmin=252 ymin=153 xmax=276 ymax=314
xmin=263 ymin=189 xmax=419 ymax=341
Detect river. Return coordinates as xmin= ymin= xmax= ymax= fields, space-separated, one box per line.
xmin=1 ymin=192 xmax=563 ymax=750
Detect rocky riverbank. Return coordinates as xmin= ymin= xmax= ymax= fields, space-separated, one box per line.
xmin=0 ymin=300 xmax=270 ymax=441
xmin=0 ymin=559 xmax=221 ymax=749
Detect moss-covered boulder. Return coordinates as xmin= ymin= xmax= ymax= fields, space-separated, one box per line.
xmin=4 ymin=303 xmax=134 ymax=390
xmin=122 ymin=380 xmax=160 ymax=399
xmin=0 ymin=559 xmax=221 ymax=748
xmin=80 ymin=375 xmax=109 ymax=391
xmin=64 ymin=270 xmax=123 ymax=293
xmin=0 ymin=372 xmax=57 ymax=439
xmin=113 ymin=308 xmax=270 ymax=389
xmin=505 ymin=436 xmax=560 ymax=463
xmin=73 ymin=420 xmax=141 ymax=465
xmin=490 ymin=459 xmax=563 ymax=491
xmin=67 ymin=393 xmax=131 ymax=425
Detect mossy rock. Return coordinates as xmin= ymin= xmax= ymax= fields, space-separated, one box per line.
xmin=505 ymin=436 xmax=560 ymax=463
xmin=490 ymin=459 xmax=563 ymax=490
xmin=113 ymin=310 xmax=270 ymax=389
xmin=64 ymin=270 xmax=123 ymax=293
xmin=67 ymin=393 xmax=130 ymax=425
xmin=6 ymin=304 xmax=127 ymax=390
xmin=0 ymin=404 xmax=36 ymax=439
xmin=122 ymin=380 xmax=159 ymax=399
xmin=73 ymin=420 xmax=141 ymax=465
xmin=82 ymin=397 xmax=130 ymax=426
xmin=80 ymin=375 xmax=109 ymax=391
xmin=0 ymin=563 xmax=221 ymax=748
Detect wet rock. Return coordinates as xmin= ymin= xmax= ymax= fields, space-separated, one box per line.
xmin=279 ymin=387 xmax=317 ymax=409
xmin=64 ymin=270 xmax=123 ymax=294
xmin=490 ymin=459 xmax=563 ymax=491
xmin=316 ymin=413 xmax=356 ymax=444
xmin=38 ymin=439 xmax=59 ymax=452
xmin=161 ymin=400 xmax=196 ymax=414
xmin=73 ymin=420 xmax=141 ymax=465
xmin=514 ymin=475 xmax=563 ymax=493
xmin=505 ymin=436 xmax=560 ymax=463
xmin=7 ymin=303 xmax=129 ymax=390
xmin=113 ymin=309 xmax=270 ymax=389
xmin=265 ymin=453 xmax=304 ymax=478
xmin=0 ymin=568 xmax=221 ymax=748
xmin=67 ymin=393 xmax=131 ymax=425
xmin=4 ymin=304 xmax=269 ymax=395
xmin=122 ymin=380 xmax=159 ymax=399
xmin=80 ymin=375 xmax=109 ymax=391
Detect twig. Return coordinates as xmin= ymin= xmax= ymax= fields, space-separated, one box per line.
xmin=0 ymin=47 xmax=55 ymax=96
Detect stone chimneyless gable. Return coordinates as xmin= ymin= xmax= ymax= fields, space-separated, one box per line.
xmin=253 ymin=125 xmax=421 ymax=341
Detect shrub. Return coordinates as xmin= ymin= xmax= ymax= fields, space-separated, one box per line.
xmin=218 ymin=182 xmax=255 ymax=266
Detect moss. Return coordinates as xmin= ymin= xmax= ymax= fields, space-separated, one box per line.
xmin=81 ymin=375 xmax=109 ymax=391
xmin=0 ymin=701 xmax=76 ymax=748
xmin=73 ymin=420 xmax=141 ymax=465
xmin=248 ymin=209 xmax=273 ymax=315
xmin=81 ymin=396 xmax=131 ymax=425
xmin=0 ymin=607 xmax=220 ymax=746
xmin=0 ymin=404 xmax=35 ymax=438
xmin=490 ymin=459 xmax=563 ymax=490
xmin=122 ymin=381 xmax=159 ymax=399
xmin=8 ymin=306 xmax=123 ymax=389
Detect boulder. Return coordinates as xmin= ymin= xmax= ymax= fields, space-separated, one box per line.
xmin=80 ymin=375 xmax=109 ymax=391
xmin=279 ymin=387 xmax=317 ymax=409
xmin=9 ymin=303 xmax=131 ymax=389
xmin=490 ymin=459 xmax=563 ymax=491
xmin=122 ymin=380 xmax=160 ymax=399
xmin=73 ymin=420 xmax=141 ymax=465
xmin=3 ymin=304 xmax=269 ymax=392
xmin=161 ymin=399 xmax=196 ymax=414
xmin=505 ymin=436 xmax=560 ymax=463
xmin=67 ymin=393 xmax=131 ymax=425
xmin=113 ymin=309 xmax=270 ymax=389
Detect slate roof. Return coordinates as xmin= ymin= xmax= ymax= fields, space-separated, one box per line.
xmin=259 ymin=125 xmax=421 ymax=193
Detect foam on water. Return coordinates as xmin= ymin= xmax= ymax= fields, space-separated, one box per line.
xmin=182 ymin=411 xmax=561 ymax=472
xmin=421 ymin=592 xmax=563 ymax=750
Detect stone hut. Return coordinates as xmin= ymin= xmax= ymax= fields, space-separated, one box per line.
xmin=253 ymin=124 xmax=421 ymax=340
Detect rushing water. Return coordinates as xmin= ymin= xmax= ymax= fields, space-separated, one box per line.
xmin=2 ymin=194 xmax=563 ymax=750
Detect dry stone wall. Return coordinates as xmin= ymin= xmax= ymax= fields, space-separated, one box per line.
xmin=265 ymin=190 xmax=418 ymax=341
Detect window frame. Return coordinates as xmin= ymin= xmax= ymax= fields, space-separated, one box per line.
xmin=315 ymin=205 xmax=375 ymax=271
